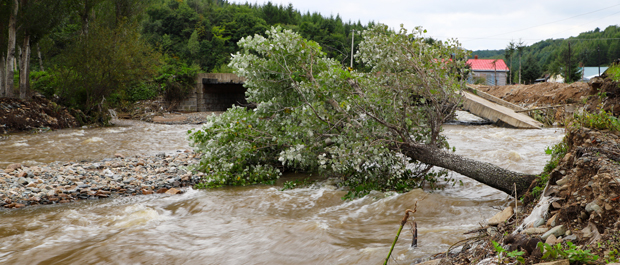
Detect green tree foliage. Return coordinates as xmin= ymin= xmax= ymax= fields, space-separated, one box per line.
xmin=549 ymin=42 xmax=582 ymax=83
xmin=189 ymin=25 xmax=471 ymax=195
xmin=505 ymin=41 xmax=515 ymax=84
xmin=141 ymin=0 xmax=370 ymax=72
xmin=521 ymin=55 xmax=541 ymax=84
xmin=155 ymin=56 xmax=199 ymax=102
xmin=6 ymin=0 xmax=373 ymax=110
xmin=471 ymin=49 xmax=504 ymax=59
xmin=51 ymin=20 xmax=160 ymax=120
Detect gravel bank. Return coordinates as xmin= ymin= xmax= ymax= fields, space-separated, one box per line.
xmin=0 ymin=151 xmax=204 ymax=209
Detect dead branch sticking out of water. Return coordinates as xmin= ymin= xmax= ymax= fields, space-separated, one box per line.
xmin=384 ymin=201 xmax=418 ymax=265
xmin=410 ymin=221 xmax=418 ymax=247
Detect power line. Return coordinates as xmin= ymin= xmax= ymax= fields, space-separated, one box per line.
xmin=428 ymin=37 xmax=620 ymax=42
xmin=465 ymin=3 xmax=620 ymax=41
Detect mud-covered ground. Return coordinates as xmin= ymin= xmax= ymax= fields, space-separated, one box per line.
xmin=0 ymin=94 xmax=79 ymax=134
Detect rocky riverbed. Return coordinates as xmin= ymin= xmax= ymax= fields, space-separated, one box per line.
xmin=0 ymin=151 xmax=204 ymax=209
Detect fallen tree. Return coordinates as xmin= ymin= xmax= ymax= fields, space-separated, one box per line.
xmin=189 ymin=25 xmax=536 ymax=197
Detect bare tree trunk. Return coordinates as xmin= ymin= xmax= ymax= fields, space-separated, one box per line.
xmin=5 ymin=0 xmax=19 ymax=98
xmin=19 ymin=34 xmax=31 ymax=99
xmin=37 ymin=43 xmax=44 ymax=72
xmin=80 ymin=0 xmax=90 ymax=36
xmin=18 ymin=46 xmax=22 ymax=76
xmin=0 ymin=56 xmax=5 ymax=97
xmin=400 ymin=143 xmax=536 ymax=196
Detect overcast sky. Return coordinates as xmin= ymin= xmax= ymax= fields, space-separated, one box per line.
xmin=232 ymin=0 xmax=620 ymax=51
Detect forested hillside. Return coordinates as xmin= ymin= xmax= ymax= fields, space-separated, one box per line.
xmin=471 ymin=25 xmax=620 ymax=83
xmin=141 ymin=0 xmax=370 ymax=72
xmin=0 ymin=0 xmax=371 ymax=121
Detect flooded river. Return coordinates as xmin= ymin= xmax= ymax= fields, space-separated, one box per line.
xmin=0 ymin=117 xmax=564 ymax=264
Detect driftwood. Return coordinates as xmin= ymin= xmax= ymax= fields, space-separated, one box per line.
xmin=384 ymin=201 xmax=418 ymax=265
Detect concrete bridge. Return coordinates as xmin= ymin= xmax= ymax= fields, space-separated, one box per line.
xmin=177 ymin=73 xmax=247 ymax=112
xmin=461 ymin=86 xmax=543 ymax=129
xmin=177 ymin=74 xmax=542 ymax=129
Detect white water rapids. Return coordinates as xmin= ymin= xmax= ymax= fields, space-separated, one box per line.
xmin=0 ymin=113 xmax=564 ymax=264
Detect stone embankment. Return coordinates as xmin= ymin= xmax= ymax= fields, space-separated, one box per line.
xmin=0 ymin=152 xmax=204 ymax=209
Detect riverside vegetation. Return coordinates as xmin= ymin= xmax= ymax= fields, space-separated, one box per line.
xmin=1 ymin=0 xmax=371 ymax=126
xmin=188 ymin=25 xmax=540 ymax=199
xmin=185 ymin=27 xmax=620 ymax=264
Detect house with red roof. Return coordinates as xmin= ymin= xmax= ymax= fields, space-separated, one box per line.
xmin=466 ymin=56 xmax=510 ymax=86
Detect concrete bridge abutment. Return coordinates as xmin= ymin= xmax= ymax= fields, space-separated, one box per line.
xmin=177 ymin=73 xmax=247 ymax=112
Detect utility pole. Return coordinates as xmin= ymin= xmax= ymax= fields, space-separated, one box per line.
xmin=516 ymin=40 xmax=524 ymax=85
xmin=598 ymin=45 xmax=601 ymax=77
xmin=350 ymin=29 xmax=355 ymax=68
xmin=567 ymin=41 xmax=571 ymax=83
xmin=492 ymin=59 xmax=498 ymax=86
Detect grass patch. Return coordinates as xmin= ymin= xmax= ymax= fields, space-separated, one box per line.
xmin=572 ymin=109 xmax=620 ymax=132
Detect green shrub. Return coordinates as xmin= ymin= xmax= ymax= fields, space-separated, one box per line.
xmin=128 ymin=82 xmax=159 ymax=101
xmin=607 ymin=64 xmax=620 ymax=82
xmin=30 ymin=71 xmax=57 ymax=98
xmin=156 ymin=58 xmax=199 ymax=102
xmin=538 ymin=241 xmax=599 ymax=264
xmin=473 ymin=76 xmax=486 ymax=84
xmin=543 ymin=141 xmax=569 ymax=173
xmin=572 ymin=109 xmax=620 ymax=132
xmin=526 ymin=140 xmax=568 ymax=201
xmin=492 ymin=241 xmax=525 ymax=264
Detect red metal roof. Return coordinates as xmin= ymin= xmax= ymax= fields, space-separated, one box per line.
xmin=467 ymin=59 xmax=509 ymax=71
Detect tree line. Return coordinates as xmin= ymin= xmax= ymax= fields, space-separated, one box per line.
xmin=0 ymin=0 xmax=372 ymax=121
xmin=472 ymin=25 xmax=620 ymax=84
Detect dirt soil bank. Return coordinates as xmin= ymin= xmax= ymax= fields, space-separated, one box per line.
xmin=472 ymin=76 xmax=620 ymax=126
xmin=472 ymin=83 xmax=591 ymax=107
xmin=418 ymin=81 xmax=620 ymax=264
xmin=0 ymin=95 xmax=79 ymax=134
xmin=417 ymin=126 xmax=620 ymax=265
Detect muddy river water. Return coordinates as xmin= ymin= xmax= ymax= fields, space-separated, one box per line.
xmin=0 ymin=117 xmax=564 ymax=264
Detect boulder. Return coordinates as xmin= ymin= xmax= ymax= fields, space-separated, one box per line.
xmin=4 ymin=163 xmax=22 ymax=173
xmin=546 ymin=213 xmax=558 ymax=227
xmin=488 ymin=206 xmax=513 ymax=225
xmin=541 ymin=225 xmax=566 ymax=241
xmin=523 ymin=227 xmax=549 ymax=235
xmin=545 ymin=234 xmax=558 ymax=245
xmin=165 ymin=188 xmax=181 ymax=195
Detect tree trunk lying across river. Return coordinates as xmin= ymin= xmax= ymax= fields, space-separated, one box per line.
xmin=400 ymin=143 xmax=535 ymax=196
